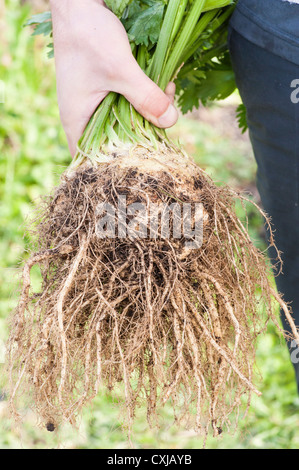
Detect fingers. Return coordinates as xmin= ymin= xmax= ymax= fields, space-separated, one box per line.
xmin=165 ymin=82 xmax=176 ymax=105
xmin=59 ymin=90 xmax=109 ymax=158
xmin=58 ymin=59 xmax=178 ymax=157
xmin=115 ymin=59 xmax=179 ymax=129
xmin=61 ymin=75 xmax=177 ymax=157
xmin=64 ymin=120 xmax=86 ymax=158
xmin=64 ymin=79 xmax=177 ymax=157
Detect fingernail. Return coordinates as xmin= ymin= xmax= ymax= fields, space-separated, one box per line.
xmin=157 ymin=103 xmax=178 ymax=128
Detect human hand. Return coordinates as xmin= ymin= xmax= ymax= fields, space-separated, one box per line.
xmin=50 ymin=0 xmax=178 ymax=156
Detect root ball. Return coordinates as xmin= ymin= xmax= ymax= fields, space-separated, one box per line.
xmin=7 ymin=147 xmax=297 ymax=436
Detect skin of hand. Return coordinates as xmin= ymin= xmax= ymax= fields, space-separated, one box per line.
xmin=49 ymin=0 xmax=179 ymax=157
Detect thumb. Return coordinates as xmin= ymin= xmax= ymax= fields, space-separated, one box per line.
xmin=115 ymin=60 xmax=179 ymax=129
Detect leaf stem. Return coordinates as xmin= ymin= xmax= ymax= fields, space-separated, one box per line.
xmin=159 ymin=0 xmax=206 ymax=90
xmin=148 ymin=0 xmax=181 ymax=86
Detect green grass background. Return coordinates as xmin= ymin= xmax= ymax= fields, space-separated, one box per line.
xmin=1 ymin=0 xmax=299 ymax=449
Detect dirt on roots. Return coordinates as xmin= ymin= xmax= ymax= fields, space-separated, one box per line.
xmin=6 ymin=147 xmax=299 ymax=437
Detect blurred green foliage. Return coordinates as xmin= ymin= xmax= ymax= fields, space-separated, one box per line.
xmin=0 ymin=0 xmax=299 ymax=449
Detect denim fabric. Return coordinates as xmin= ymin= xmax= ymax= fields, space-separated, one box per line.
xmin=228 ymin=2 xmax=299 ymax=390
xmin=230 ymin=0 xmax=299 ymax=66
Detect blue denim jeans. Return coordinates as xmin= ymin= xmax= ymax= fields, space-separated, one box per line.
xmin=228 ymin=0 xmax=299 ymax=390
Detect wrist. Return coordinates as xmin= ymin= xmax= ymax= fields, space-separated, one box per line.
xmin=50 ymin=0 xmax=105 ymax=11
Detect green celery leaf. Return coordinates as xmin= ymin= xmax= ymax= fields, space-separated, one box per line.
xmin=123 ymin=0 xmax=166 ymax=46
xmin=24 ymin=11 xmax=52 ymax=37
xmin=47 ymin=43 xmax=54 ymax=59
xmin=236 ymin=103 xmax=248 ymax=134
xmin=177 ymin=81 xmax=203 ymax=114
xmin=32 ymin=21 xmax=52 ymax=37
xmin=194 ymin=68 xmax=236 ymax=104
xmin=178 ymin=61 xmax=236 ymax=114
xmin=24 ymin=11 xmax=52 ymax=26
xmin=105 ymin=0 xmax=133 ymax=17
xmin=203 ymin=0 xmax=234 ymax=12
